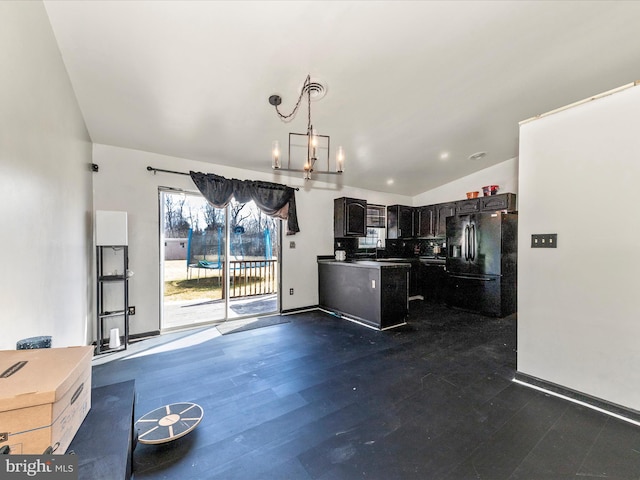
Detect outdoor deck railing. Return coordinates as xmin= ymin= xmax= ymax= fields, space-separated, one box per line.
xmin=229 ymin=260 xmax=277 ymax=298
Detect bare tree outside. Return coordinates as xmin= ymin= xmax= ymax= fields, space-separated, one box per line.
xmin=164 ymin=194 xmax=190 ymax=238
xmin=203 ymin=202 xmax=224 ymax=232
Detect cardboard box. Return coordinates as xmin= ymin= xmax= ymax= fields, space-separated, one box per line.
xmin=0 ymin=346 xmax=93 ymax=454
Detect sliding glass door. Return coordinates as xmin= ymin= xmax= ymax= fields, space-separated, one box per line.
xmin=227 ymin=197 xmax=279 ymax=319
xmin=160 ymin=189 xmax=279 ymax=331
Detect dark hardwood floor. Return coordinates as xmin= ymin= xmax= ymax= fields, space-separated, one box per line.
xmin=92 ymin=303 xmax=640 ymax=480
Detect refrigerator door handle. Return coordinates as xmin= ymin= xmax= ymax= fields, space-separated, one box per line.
xmin=464 ymin=225 xmax=469 ymax=261
xmin=470 ymin=224 xmax=476 ymax=261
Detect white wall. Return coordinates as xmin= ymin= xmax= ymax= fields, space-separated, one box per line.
xmin=0 ymin=2 xmax=93 ymax=350
xmin=518 ymin=84 xmax=640 ymax=410
xmin=413 ymin=157 xmax=518 ymax=207
xmin=92 ymin=144 xmax=411 ymax=336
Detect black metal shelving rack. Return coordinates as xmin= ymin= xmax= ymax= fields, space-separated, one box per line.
xmin=96 ymin=245 xmax=129 ymax=354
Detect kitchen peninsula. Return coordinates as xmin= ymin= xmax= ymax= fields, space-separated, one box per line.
xmin=318 ymin=258 xmax=409 ymax=330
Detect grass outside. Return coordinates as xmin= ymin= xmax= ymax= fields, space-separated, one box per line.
xmin=164 ymin=260 xmax=222 ymax=302
xmin=163 ymin=260 xmax=275 ymax=302
xmin=164 ymin=277 xmax=223 ymax=302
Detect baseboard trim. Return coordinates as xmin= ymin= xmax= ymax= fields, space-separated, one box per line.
xmin=514 ymin=372 xmax=640 ymax=426
xmin=316 ymin=308 xmax=380 ymax=331
xmin=281 ymin=305 xmax=320 ymax=315
xmin=129 ymin=330 xmax=160 ymax=342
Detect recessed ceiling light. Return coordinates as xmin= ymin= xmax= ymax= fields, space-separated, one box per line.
xmin=386 ymin=179 xmax=394 ymax=185
xmin=468 ymin=151 xmax=487 ymax=161
xmin=440 ymin=152 xmax=449 ymax=160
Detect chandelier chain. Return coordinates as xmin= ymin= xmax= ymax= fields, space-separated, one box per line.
xmin=274 ymin=75 xmax=312 ymax=124
xmin=307 ymin=76 xmax=312 ymax=133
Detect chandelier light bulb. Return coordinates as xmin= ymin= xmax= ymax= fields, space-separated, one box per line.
xmin=272 ymin=140 xmax=280 ymax=169
xmin=336 ymin=146 xmax=345 ymax=172
xmin=309 ymin=128 xmax=318 ymax=160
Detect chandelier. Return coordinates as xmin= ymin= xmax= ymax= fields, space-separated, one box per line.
xmin=269 ymin=75 xmax=344 ymax=180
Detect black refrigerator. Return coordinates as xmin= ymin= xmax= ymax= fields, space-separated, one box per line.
xmin=445 ymin=212 xmax=517 ymax=317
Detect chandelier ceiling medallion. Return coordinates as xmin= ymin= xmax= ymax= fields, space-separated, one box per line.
xmin=269 ymin=75 xmax=344 ymax=181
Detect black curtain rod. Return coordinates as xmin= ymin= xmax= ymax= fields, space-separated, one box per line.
xmin=146 ymin=166 xmax=300 ymax=191
xmin=146 ymin=166 xmax=190 ymax=176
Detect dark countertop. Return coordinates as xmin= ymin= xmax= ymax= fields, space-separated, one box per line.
xmin=318 ymin=259 xmax=411 ymax=269
xmin=419 ymin=256 xmax=446 ymax=265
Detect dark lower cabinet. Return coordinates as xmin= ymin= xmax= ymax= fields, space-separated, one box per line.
xmin=318 ymin=261 xmax=409 ymax=329
xmin=409 ymin=259 xmax=422 ymax=297
xmin=421 ymin=264 xmax=447 ymax=303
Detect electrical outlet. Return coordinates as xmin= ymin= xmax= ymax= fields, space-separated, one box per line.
xmin=289 ymin=241 xmax=296 ymax=249
xmin=531 ymin=234 xmax=558 ymax=248
xmin=289 ymin=288 xmax=294 ymax=295
xmin=128 ymin=306 xmax=136 ymax=315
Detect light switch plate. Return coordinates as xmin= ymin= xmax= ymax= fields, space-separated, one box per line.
xmin=531 ymin=234 xmax=557 ymax=248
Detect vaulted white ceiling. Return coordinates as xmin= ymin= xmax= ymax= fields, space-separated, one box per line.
xmin=43 ymin=1 xmax=640 ymax=195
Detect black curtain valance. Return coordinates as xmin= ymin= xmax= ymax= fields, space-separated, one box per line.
xmin=190 ymin=171 xmax=300 ymax=235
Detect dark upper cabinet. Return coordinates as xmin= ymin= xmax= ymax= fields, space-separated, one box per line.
xmin=457 ymin=193 xmax=516 ymax=215
xmin=480 ymin=192 xmax=516 ymax=212
xmin=334 ymin=197 xmax=367 ymax=237
xmin=387 ymin=205 xmax=415 ymax=239
xmin=456 ymin=198 xmax=481 ymax=214
xmin=434 ymin=202 xmax=457 ymax=237
xmin=417 ymin=206 xmax=434 ymax=238
xmin=416 ymin=203 xmax=455 ymax=238
xmin=416 ymin=195 xmax=515 ymax=238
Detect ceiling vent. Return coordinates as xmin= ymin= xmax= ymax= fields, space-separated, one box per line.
xmin=302 ymin=79 xmax=327 ymax=101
